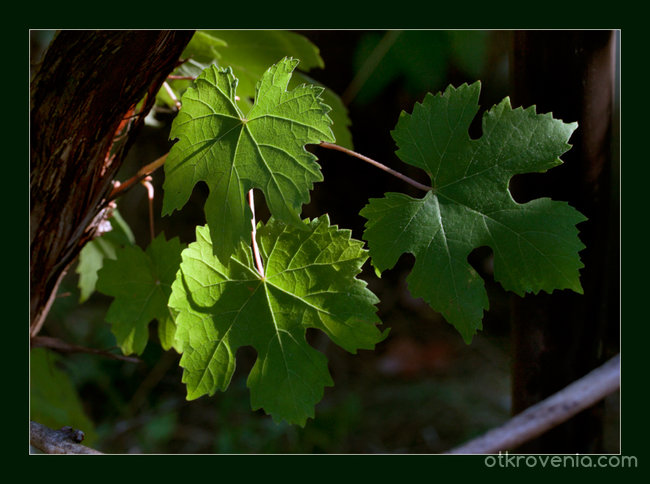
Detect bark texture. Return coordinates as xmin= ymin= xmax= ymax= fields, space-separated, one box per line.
xmin=30 ymin=30 xmax=194 ymax=335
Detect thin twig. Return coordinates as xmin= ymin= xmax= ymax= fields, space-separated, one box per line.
xmin=248 ymin=189 xmax=265 ymax=278
xmin=319 ymin=142 xmax=432 ymax=192
xmin=30 ymin=268 xmax=69 ymax=338
xmin=163 ymin=81 xmax=182 ymax=110
xmin=30 ymin=421 xmax=103 ymax=454
xmin=108 ymin=153 xmax=168 ymax=202
xmin=141 ymin=176 xmax=155 ymax=242
xmin=31 ymin=335 xmax=141 ymax=364
xmin=166 ymin=75 xmax=196 ymax=80
xmin=445 ymin=354 xmax=621 ymax=454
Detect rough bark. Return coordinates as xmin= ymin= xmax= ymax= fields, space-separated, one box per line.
xmin=30 ymin=30 xmax=194 ymax=336
xmin=509 ymin=30 xmax=619 ymax=453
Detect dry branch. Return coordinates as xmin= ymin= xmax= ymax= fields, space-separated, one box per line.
xmin=30 ymin=335 xmax=140 ymax=363
xmin=30 ymin=421 xmax=103 ymax=454
xmin=445 ymin=354 xmax=620 ymax=454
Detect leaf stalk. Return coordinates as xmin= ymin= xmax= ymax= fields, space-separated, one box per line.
xmin=108 ymin=153 xmax=168 ymax=202
xmin=248 ymin=189 xmax=265 ymax=279
xmin=319 ymin=142 xmax=431 ymax=192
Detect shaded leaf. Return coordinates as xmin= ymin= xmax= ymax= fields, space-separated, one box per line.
xmin=76 ymin=209 xmax=134 ymax=302
xmin=30 ymin=348 xmax=97 ymax=446
xmin=194 ymin=30 xmax=324 ymax=96
xmin=96 ymin=233 xmax=184 ymax=354
xmin=351 ymin=30 xmax=489 ymax=105
xmin=361 ymin=82 xmax=585 ymax=343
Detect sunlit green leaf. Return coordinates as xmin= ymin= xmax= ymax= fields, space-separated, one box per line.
xmin=162 ymin=31 xmax=353 ymax=148
xmin=162 ymin=57 xmax=335 ymax=264
xmin=169 ymin=216 xmax=386 ymax=426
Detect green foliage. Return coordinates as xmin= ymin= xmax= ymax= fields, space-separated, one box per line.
xmin=162 ymin=57 xmax=335 ymax=264
xmin=96 ymin=233 xmax=185 ymax=355
xmin=30 ymin=348 xmax=97 ymax=445
xmin=76 ymin=209 xmax=134 ymax=302
xmin=292 ymin=72 xmax=353 ymax=150
xmin=361 ymin=82 xmax=585 ymax=342
xmin=161 ymin=30 xmax=353 ymax=149
xmin=351 ymin=30 xmax=489 ymax=105
xmin=186 ymin=30 xmax=324 ymax=93
xmin=56 ymin=43 xmax=588 ymax=435
xmin=168 ymin=216 xmax=386 ymax=426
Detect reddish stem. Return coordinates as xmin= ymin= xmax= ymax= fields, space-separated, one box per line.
xmin=108 ymin=153 xmax=167 ymax=201
xmin=319 ymin=142 xmax=431 ymax=192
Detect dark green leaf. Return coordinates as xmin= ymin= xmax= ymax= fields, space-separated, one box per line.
xmin=96 ymin=233 xmax=184 ymax=354
xmin=76 ymin=209 xmax=134 ymax=302
xmin=361 ymin=82 xmax=586 ymax=343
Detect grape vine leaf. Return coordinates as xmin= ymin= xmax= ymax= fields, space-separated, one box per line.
xmin=360 ymin=82 xmax=586 ymax=343
xmin=168 ymin=216 xmax=386 ymax=426
xmin=292 ymin=72 xmax=353 ymax=150
xmin=159 ymin=30 xmax=353 ymax=149
xmin=96 ymin=233 xmax=185 ymax=355
xmin=162 ymin=57 xmax=335 ymax=264
xmin=188 ymin=30 xmax=325 ymax=95
xmin=76 ymin=208 xmax=135 ymax=302
xmin=192 ymin=30 xmax=353 ymax=148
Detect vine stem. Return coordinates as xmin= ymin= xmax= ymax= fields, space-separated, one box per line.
xmin=108 ymin=153 xmax=167 ymax=202
xmin=163 ymin=81 xmax=182 ymax=110
xmin=319 ymin=142 xmax=431 ymax=192
xmin=166 ymin=75 xmax=196 ymax=80
xmin=31 ymin=335 xmax=140 ymax=363
xmin=248 ymin=189 xmax=265 ymax=279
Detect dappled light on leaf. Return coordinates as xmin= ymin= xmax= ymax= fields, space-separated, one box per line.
xmin=169 ymin=216 xmax=386 ymax=426
xmin=162 ymin=58 xmax=335 ymax=264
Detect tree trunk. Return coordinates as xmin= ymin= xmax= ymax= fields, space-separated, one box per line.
xmin=30 ymin=30 xmax=194 ymax=336
xmin=509 ymin=30 xmax=619 ymax=453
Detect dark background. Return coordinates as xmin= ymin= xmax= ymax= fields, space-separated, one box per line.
xmin=30 ymin=30 xmax=620 ymax=454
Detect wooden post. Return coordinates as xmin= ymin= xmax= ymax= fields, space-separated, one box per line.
xmin=509 ymin=30 xmax=619 ymax=453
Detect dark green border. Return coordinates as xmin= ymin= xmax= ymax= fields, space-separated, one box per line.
xmin=20 ymin=4 xmax=641 ymax=476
